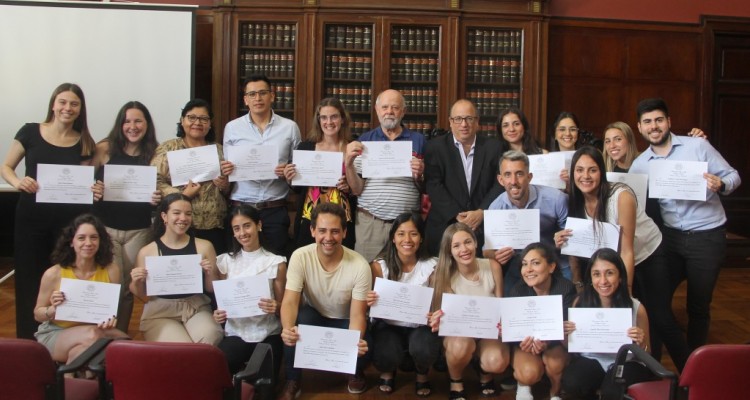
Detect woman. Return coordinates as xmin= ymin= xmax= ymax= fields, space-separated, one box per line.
xmin=2 ymin=83 xmax=100 ymax=339
xmin=496 ymin=108 xmax=546 ymax=155
xmin=283 ymin=97 xmax=354 ymax=249
xmin=549 ymin=112 xmax=581 ymax=153
xmin=130 ymin=193 xmax=223 ymax=344
xmin=506 ymin=242 xmax=576 ymax=400
xmin=151 ymin=99 xmax=230 ymax=254
xmin=367 ymin=213 xmax=438 ymax=396
xmin=429 ymin=223 xmax=507 ymax=400
xmin=603 ymin=121 xmax=639 ymax=173
xmin=34 ymin=214 xmax=128 ymax=364
xmin=557 ymin=146 xmax=690 ymax=371
xmin=94 ymin=101 xmax=161 ymax=332
xmin=561 ymin=249 xmax=652 ymax=400
xmin=213 ymin=205 xmax=286 ymax=379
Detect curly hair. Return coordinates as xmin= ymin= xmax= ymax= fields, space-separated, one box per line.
xmin=51 ymin=214 xmax=113 ymax=268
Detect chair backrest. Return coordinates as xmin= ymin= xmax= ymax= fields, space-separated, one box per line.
xmin=680 ymin=344 xmax=750 ymax=399
xmin=0 ymin=338 xmax=57 ymax=400
xmin=105 ymin=340 xmax=234 ymax=400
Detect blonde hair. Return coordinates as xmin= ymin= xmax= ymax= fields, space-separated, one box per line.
xmin=603 ymin=121 xmax=638 ymax=171
xmin=430 ymin=223 xmax=476 ymax=311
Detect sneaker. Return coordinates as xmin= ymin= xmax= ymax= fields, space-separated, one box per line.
xmin=550 ymin=396 xmax=562 ymax=400
xmin=515 ymin=384 xmax=533 ymax=400
xmin=277 ymin=380 xmax=301 ymax=400
xmin=347 ymin=370 xmax=367 ymax=394
xmin=501 ymin=375 xmax=517 ymax=391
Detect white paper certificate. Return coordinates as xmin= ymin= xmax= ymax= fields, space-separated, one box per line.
xmin=568 ymin=308 xmax=632 ymax=353
xmin=500 ymin=295 xmax=564 ymax=342
xmin=103 ymin=164 xmax=157 ymax=203
xmin=145 ymin=255 xmax=203 ymax=296
xmin=439 ymin=293 xmax=502 ymax=339
xmin=166 ymin=144 xmax=221 ymax=186
xmin=561 ymin=217 xmax=621 ymax=258
xmin=648 ymin=160 xmax=708 ymax=201
xmin=55 ymin=278 xmax=121 ymax=324
xmin=607 ymin=172 xmax=648 ymax=212
xmin=291 ymin=150 xmax=343 ymax=187
xmin=529 ymin=153 xmax=566 ymax=189
xmin=361 ymin=141 xmax=412 ymax=178
xmin=212 ymin=275 xmax=271 ymax=318
xmin=369 ymin=278 xmax=434 ymax=325
xmin=225 ymin=144 xmax=279 ymax=182
xmin=294 ymin=324 xmax=359 ymax=374
xmin=484 ymin=209 xmax=540 ymax=250
xmin=36 ymin=164 xmax=94 ymax=204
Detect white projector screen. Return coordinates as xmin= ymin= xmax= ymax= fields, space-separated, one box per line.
xmin=0 ymin=0 xmax=195 ymax=188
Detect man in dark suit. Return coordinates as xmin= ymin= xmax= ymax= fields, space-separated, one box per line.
xmin=424 ymin=99 xmax=502 ymax=256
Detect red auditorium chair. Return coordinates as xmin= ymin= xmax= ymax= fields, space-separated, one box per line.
xmin=622 ymin=343 xmax=750 ymax=400
xmin=0 ymin=337 xmax=111 ymax=400
xmin=101 ymin=340 xmax=273 ymax=400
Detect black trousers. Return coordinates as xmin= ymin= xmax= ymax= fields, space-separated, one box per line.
xmin=217 ymin=334 xmax=283 ymax=382
xmin=371 ymin=321 xmax=440 ymax=374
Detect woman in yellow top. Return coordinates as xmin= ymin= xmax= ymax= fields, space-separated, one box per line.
xmin=34 ymin=214 xmax=128 ymax=364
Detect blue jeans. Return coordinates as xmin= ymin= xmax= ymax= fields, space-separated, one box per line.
xmin=283 ymin=305 xmax=371 ymax=381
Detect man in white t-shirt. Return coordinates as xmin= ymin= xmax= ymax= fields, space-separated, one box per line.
xmin=278 ymin=203 xmax=372 ymax=399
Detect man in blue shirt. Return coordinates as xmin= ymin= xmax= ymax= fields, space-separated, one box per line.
xmin=630 ymin=97 xmax=741 ymax=350
xmin=483 ymin=150 xmax=571 ymax=294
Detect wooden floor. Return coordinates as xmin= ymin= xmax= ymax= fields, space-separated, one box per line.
xmin=2 ymin=259 xmax=749 ymax=399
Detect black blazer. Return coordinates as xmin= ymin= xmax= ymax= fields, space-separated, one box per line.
xmin=423 ymin=133 xmax=503 ymax=256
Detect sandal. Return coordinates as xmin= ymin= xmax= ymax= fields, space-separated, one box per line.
xmin=415 ymin=374 xmax=431 ymax=398
xmin=449 ymin=378 xmax=467 ymax=400
xmin=377 ymin=375 xmax=395 ymax=394
xmin=478 ymin=379 xmax=499 ymax=398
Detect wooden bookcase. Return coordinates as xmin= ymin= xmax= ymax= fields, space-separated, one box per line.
xmin=212 ymin=0 xmax=548 ymax=141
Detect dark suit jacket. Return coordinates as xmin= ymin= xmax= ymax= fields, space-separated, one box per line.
xmin=424 ymin=133 xmax=503 ymax=256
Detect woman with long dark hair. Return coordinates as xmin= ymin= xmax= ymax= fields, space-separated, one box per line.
xmin=496 ymin=107 xmax=545 ymax=155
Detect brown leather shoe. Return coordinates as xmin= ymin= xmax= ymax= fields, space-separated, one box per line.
xmin=277 ymin=380 xmax=301 ymax=400
xmin=347 ymin=370 xmax=367 ymax=394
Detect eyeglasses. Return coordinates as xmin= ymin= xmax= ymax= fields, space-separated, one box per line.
xmin=319 ymin=114 xmax=341 ymax=122
xmin=185 ymin=115 xmax=211 ymax=124
xmin=450 ymin=116 xmax=477 ymax=124
xmin=244 ymin=90 xmax=271 ymax=98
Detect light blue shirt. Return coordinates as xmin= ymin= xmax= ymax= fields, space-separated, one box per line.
xmin=452 ymin=135 xmax=476 ymax=192
xmin=630 ymin=133 xmax=741 ymax=231
xmin=223 ymin=112 xmax=301 ymax=203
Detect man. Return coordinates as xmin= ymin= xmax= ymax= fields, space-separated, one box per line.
xmin=629 ymin=98 xmax=741 ymax=350
xmin=222 ymin=74 xmax=301 ymax=255
xmin=345 ymin=89 xmax=425 ymax=261
xmin=278 ymin=203 xmax=371 ymax=399
xmin=483 ymin=150 xmax=571 ymax=294
xmin=424 ymin=99 xmax=502 ymax=255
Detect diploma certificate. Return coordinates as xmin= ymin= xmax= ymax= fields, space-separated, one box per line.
xmin=568 ymin=308 xmax=632 ymax=353
xmin=529 ymin=153 xmax=566 ymax=189
xmin=361 ymin=141 xmax=412 ymax=178
xmin=291 ymin=150 xmax=343 ymax=187
xmin=55 ymin=278 xmax=121 ymax=324
xmin=294 ymin=324 xmax=359 ymax=374
xmin=166 ymin=144 xmax=221 ymax=186
xmin=561 ymin=217 xmax=621 ymax=258
xmin=648 ymin=160 xmax=708 ymax=201
xmin=103 ymin=164 xmax=157 ymax=203
xmin=213 ymin=275 xmax=271 ymax=318
xmin=145 ymin=255 xmax=203 ymax=296
xmin=607 ymin=172 xmax=648 ymax=212
xmin=36 ymin=164 xmax=94 ymax=204
xmin=484 ymin=209 xmax=540 ymax=250
xmin=369 ymin=278 xmax=434 ymax=326
xmin=225 ymin=144 xmax=278 ymax=182
xmin=500 ymin=295 xmax=564 ymax=342
xmin=439 ymin=293 xmax=502 ymax=339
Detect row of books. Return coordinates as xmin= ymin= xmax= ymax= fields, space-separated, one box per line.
xmin=397 ymin=86 xmax=438 ymax=114
xmin=466 ymin=89 xmax=521 ymax=117
xmin=270 ymin=83 xmax=295 ymax=110
xmin=467 ymin=56 xmax=520 ymax=84
xmin=324 ymin=84 xmax=373 ymax=113
xmin=391 ymin=27 xmax=440 ymax=52
xmin=467 ymin=29 xmax=522 ymax=54
xmin=478 ymin=124 xmax=500 ymax=137
xmin=241 ymin=51 xmax=295 ymax=78
xmin=324 ymin=54 xmax=373 ymax=80
xmin=326 ymin=25 xmax=373 ymax=50
xmin=391 ymin=56 xmax=439 ymax=82
xmin=402 ymin=119 xmax=436 ymax=136
xmin=350 ymin=118 xmax=373 ymax=137
xmin=241 ymin=23 xmax=297 ymax=48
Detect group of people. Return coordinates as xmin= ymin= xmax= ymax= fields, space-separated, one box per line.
xmin=2 ymin=76 xmax=740 ymax=400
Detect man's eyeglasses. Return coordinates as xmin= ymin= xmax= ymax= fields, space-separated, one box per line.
xmin=450 ymin=116 xmax=477 ymax=124
xmin=245 ymin=90 xmax=271 ymax=98
xmin=185 ymin=115 xmax=211 ymax=124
